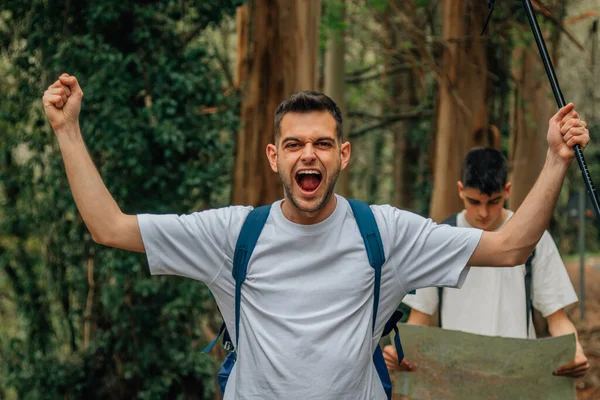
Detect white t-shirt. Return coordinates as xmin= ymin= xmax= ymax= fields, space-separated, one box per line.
xmin=138 ymin=195 xmax=482 ymax=399
xmin=403 ymin=210 xmax=577 ymax=339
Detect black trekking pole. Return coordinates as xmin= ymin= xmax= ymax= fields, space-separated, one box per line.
xmin=520 ymin=0 xmax=600 ymax=221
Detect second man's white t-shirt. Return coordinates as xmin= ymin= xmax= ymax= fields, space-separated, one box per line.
xmin=403 ymin=210 xmax=577 ymax=339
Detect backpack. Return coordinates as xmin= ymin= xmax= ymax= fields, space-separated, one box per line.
xmin=438 ymin=213 xmax=536 ymax=334
xmin=202 ymin=200 xmax=409 ymax=399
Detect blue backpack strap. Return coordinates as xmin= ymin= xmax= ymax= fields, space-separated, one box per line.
xmin=348 ymin=199 xmax=385 ymax=333
xmin=348 ymin=199 xmax=394 ymax=400
xmin=202 ymin=321 xmax=227 ymax=353
xmin=383 ymin=309 xmax=405 ymax=361
xmin=525 ymin=248 xmax=535 ymax=335
xmin=437 ymin=287 xmax=444 ymax=328
xmin=232 ymin=205 xmax=271 ymax=349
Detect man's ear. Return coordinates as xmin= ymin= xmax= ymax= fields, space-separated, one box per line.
xmin=266 ymin=144 xmax=278 ymax=173
xmin=457 ymin=181 xmax=464 ymax=199
xmin=504 ymin=182 xmax=512 ymax=198
xmin=340 ymin=141 xmax=351 ymax=171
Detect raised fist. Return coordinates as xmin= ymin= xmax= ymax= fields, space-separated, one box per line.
xmin=42 ymin=73 xmax=84 ymax=132
xmin=546 ymin=103 xmax=590 ymax=163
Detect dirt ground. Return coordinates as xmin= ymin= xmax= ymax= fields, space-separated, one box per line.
xmin=564 ymin=257 xmax=600 ymax=400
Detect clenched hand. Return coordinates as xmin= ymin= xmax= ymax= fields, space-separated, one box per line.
xmin=382 ymin=345 xmax=415 ymax=372
xmin=547 ymin=103 xmax=589 ymax=163
xmin=42 ymin=73 xmax=83 ymax=133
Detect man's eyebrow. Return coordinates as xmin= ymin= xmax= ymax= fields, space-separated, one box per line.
xmin=281 ymin=137 xmax=336 ymax=144
xmin=465 ymin=196 xmax=503 ymax=203
xmin=281 ymin=137 xmax=301 ymax=144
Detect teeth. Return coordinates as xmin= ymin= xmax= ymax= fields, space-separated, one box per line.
xmin=297 ymin=170 xmax=321 ymax=175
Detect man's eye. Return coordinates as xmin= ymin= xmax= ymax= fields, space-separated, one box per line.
xmin=316 ymin=142 xmax=332 ymax=148
xmin=286 ymin=143 xmax=300 ymax=149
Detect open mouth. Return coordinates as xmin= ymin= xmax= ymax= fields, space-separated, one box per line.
xmin=295 ymin=169 xmax=323 ymax=194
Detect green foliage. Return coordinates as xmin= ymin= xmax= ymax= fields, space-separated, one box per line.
xmin=320 ymin=0 xmax=347 ymax=55
xmin=365 ymin=0 xmax=388 ymax=13
xmin=322 ymin=0 xmax=347 ymax=32
xmin=0 ymin=0 xmax=243 ymax=398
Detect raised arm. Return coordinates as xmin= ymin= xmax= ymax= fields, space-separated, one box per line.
xmin=43 ymin=74 xmax=144 ymax=252
xmin=468 ymin=103 xmax=589 ymax=267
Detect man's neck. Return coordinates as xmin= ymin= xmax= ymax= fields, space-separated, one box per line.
xmin=280 ymin=194 xmax=338 ymax=225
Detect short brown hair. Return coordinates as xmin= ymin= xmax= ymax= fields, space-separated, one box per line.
xmin=273 ymin=91 xmax=343 ymax=144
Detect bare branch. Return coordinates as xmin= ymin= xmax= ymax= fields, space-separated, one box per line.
xmin=346 ymin=64 xmax=379 ymax=77
xmin=182 ymin=25 xmax=205 ymax=47
xmin=565 ymin=11 xmax=600 ymax=25
xmin=211 ymin=43 xmax=235 ymax=90
xmin=349 ymin=110 xmax=434 ymax=139
xmin=532 ymin=0 xmax=587 ymax=53
xmin=345 ymin=64 xmax=410 ymax=84
xmin=348 ymin=110 xmax=382 ymax=119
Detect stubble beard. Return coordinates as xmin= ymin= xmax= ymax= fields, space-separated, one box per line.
xmin=279 ymin=162 xmax=341 ymax=214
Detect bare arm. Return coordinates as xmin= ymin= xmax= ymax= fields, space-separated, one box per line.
xmin=405 ymin=308 xmax=431 ymax=326
xmin=547 ymin=309 xmax=589 ymax=377
xmin=43 ymin=74 xmax=144 ymax=252
xmin=468 ymin=104 xmax=589 ymax=267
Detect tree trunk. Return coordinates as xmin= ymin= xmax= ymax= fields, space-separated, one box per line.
xmin=234 ymin=4 xmax=248 ymax=90
xmin=508 ymin=45 xmax=553 ymax=211
xmin=385 ymin=1 xmax=419 ymax=209
xmin=233 ymin=0 xmax=321 ymax=206
xmin=429 ymin=0 xmax=490 ymax=222
xmin=509 ymin=0 xmax=565 ymax=211
xmin=368 ymin=132 xmax=385 ymax=204
xmin=324 ymin=0 xmax=349 ymax=197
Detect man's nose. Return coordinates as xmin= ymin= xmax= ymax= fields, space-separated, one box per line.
xmin=479 ymin=206 xmax=488 ymax=219
xmin=301 ymin=144 xmax=316 ymax=162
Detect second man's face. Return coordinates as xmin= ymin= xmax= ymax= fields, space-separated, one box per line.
xmin=458 ymin=182 xmax=511 ymax=231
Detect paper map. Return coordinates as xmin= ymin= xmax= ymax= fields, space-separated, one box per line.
xmin=391 ymin=325 xmax=576 ymax=400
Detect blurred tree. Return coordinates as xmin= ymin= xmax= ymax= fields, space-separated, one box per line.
xmin=383 ymin=0 xmax=424 ymax=210
xmin=233 ymin=0 xmax=322 ymax=206
xmin=508 ymin=40 xmax=555 ymax=210
xmin=323 ymin=0 xmax=350 ymax=197
xmin=509 ymin=1 xmax=566 ymax=211
xmin=429 ymin=0 xmax=491 ymax=223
